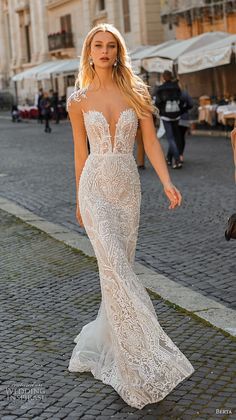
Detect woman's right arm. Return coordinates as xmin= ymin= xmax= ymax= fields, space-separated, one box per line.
xmin=231 ymin=126 xmax=236 ymax=183
xmin=67 ymin=98 xmax=88 ymax=226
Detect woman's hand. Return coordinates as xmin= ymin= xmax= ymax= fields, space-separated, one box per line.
xmin=76 ymin=204 xmax=84 ymax=227
xmin=231 ymin=127 xmax=236 ymax=138
xmin=163 ymin=182 xmax=182 ymax=209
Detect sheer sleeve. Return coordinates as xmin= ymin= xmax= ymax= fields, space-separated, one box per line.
xmin=67 ymin=90 xmax=88 ymax=209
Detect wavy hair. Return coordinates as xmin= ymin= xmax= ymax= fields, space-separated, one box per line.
xmin=75 ymin=23 xmax=156 ymax=118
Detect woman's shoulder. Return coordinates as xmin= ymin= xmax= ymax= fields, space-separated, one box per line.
xmin=67 ymin=87 xmax=88 ymax=110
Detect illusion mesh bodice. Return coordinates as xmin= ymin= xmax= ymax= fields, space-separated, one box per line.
xmin=67 ymin=88 xmax=138 ymax=155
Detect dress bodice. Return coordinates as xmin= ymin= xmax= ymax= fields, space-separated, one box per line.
xmin=67 ymin=88 xmax=138 ymax=155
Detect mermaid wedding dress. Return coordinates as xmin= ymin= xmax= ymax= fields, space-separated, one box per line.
xmin=67 ymin=88 xmax=194 ymax=410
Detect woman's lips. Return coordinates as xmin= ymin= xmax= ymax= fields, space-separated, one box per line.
xmin=100 ymin=57 xmax=109 ymax=61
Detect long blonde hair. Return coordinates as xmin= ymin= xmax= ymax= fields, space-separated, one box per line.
xmin=75 ymin=23 xmax=156 ymax=118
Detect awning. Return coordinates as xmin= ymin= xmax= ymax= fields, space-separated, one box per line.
xmin=178 ymin=34 xmax=236 ymax=74
xmin=131 ymin=59 xmax=142 ymax=74
xmin=129 ymin=45 xmax=162 ymax=61
xmin=129 ymin=40 xmax=179 ymax=73
xmin=142 ymin=57 xmax=173 ymax=73
xmin=142 ymin=32 xmax=228 ymax=73
xmin=12 ymin=62 xmax=55 ymax=82
xmin=147 ymin=32 xmax=228 ymax=61
xmin=12 ymin=59 xmax=80 ymax=81
xmin=38 ymin=59 xmax=79 ymax=79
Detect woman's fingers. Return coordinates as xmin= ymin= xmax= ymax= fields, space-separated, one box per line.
xmin=76 ymin=208 xmax=84 ymax=227
xmin=175 ymin=188 xmax=182 ymax=206
xmin=79 ymin=216 xmax=84 ymax=227
xmin=165 ymin=185 xmax=182 ymax=209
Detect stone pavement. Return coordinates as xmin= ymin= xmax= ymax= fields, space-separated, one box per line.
xmin=1 ymin=195 xmax=235 ymax=338
xmin=1 ymin=209 xmax=236 ymax=420
xmin=0 ymin=118 xmax=235 ymax=311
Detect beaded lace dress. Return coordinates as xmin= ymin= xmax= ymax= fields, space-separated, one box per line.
xmin=67 ymin=87 xmax=194 ymax=409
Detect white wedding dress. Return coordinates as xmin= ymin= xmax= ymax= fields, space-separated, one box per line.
xmin=67 ymin=88 xmax=194 ymax=410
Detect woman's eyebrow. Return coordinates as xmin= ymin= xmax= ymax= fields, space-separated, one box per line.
xmin=94 ymin=40 xmax=116 ymax=44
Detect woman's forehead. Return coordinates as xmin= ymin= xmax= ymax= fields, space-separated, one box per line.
xmin=92 ymin=31 xmax=117 ymax=43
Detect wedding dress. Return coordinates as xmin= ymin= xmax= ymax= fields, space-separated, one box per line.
xmin=67 ymin=87 xmax=195 ymax=410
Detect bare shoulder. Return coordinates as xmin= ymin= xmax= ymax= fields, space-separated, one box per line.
xmin=67 ymin=87 xmax=88 ymax=112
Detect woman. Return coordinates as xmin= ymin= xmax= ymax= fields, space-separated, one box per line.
xmin=67 ymin=23 xmax=194 ymax=410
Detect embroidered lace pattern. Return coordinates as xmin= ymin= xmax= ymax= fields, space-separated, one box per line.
xmin=67 ymin=88 xmax=195 ymax=409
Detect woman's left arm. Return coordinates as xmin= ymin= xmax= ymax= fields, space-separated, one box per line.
xmin=140 ymin=113 xmax=182 ymax=209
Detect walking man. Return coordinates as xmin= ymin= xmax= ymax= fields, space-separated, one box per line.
xmin=154 ymin=70 xmax=183 ymax=169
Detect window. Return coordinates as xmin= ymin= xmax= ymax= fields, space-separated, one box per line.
xmin=60 ymin=14 xmax=72 ymax=33
xmin=25 ymin=25 xmax=31 ymax=62
xmin=98 ymin=0 xmax=105 ymax=11
xmin=122 ymin=0 xmax=131 ymax=33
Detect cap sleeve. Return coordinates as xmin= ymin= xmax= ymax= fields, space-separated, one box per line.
xmin=67 ymin=87 xmax=88 ymax=111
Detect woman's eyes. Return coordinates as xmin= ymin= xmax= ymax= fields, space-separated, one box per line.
xmin=95 ymin=44 xmax=116 ymax=48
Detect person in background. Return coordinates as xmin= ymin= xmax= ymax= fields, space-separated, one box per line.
xmin=40 ymin=92 xmax=52 ymax=133
xmin=154 ymin=70 xmax=183 ymax=169
xmin=178 ymin=90 xmax=193 ymax=164
xmin=49 ymin=89 xmax=54 ymax=101
xmin=11 ymin=104 xmax=21 ymax=122
xmin=229 ymin=95 xmax=236 ymax=106
xmin=218 ymin=92 xmax=231 ymax=106
xmin=37 ymin=88 xmax=44 ymax=124
xmin=51 ymin=91 xmax=60 ymax=124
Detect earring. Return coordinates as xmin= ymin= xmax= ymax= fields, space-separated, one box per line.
xmin=113 ymin=59 xmax=118 ymax=67
xmin=89 ymin=57 xmax=93 ymax=66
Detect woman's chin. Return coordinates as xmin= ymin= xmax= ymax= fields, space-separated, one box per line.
xmin=95 ymin=62 xmax=113 ymax=70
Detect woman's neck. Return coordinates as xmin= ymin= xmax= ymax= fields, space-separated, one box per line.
xmin=90 ymin=68 xmax=116 ymax=90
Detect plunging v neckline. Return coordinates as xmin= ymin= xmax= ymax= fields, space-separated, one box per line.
xmin=82 ymin=108 xmax=134 ymax=152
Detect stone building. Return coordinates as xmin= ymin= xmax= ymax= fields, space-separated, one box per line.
xmin=161 ymin=0 xmax=236 ymax=40
xmin=0 ymin=0 xmax=164 ymax=104
xmin=160 ymin=1 xmax=236 ymax=101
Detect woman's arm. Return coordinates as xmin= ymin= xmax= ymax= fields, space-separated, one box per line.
xmin=68 ymin=99 xmax=88 ymax=225
xmin=231 ymin=126 xmax=236 ymax=183
xmin=140 ymin=113 xmax=182 ymax=209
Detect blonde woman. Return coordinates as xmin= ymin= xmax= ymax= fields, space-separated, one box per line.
xmin=67 ymin=24 xmax=194 ymax=410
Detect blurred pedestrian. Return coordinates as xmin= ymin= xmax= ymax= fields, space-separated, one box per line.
xmin=154 ymin=70 xmax=183 ymax=169
xmin=40 ymin=92 xmax=52 ymax=133
xmin=11 ymin=104 xmax=21 ymax=122
xmin=51 ymin=91 xmax=60 ymax=124
xmin=37 ymin=88 xmax=44 ymax=124
xmin=178 ymin=90 xmax=193 ymax=163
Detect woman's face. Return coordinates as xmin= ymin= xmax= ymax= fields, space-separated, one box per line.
xmin=90 ymin=31 xmax=118 ymax=69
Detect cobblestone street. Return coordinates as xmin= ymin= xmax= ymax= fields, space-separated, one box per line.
xmin=1 ymin=209 xmax=236 ymax=420
xmin=0 ymin=117 xmax=235 ymax=309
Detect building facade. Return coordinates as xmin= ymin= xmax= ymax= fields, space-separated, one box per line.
xmin=161 ymin=0 xmax=236 ymax=40
xmin=0 ymin=0 xmax=164 ymax=104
